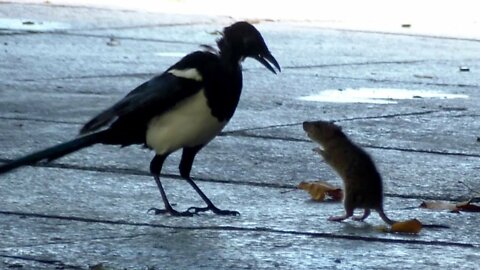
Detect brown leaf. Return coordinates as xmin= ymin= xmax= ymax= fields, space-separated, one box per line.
xmin=420 ymin=200 xmax=480 ymax=212
xmin=298 ymin=180 xmax=343 ymax=202
xmin=456 ymin=200 xmax=480 ymax=212
xmin=419 ymin=201 xmax=458 ymax=211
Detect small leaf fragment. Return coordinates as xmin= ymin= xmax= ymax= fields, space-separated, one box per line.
xmin=298 ymin=180 xmax=343 ymax=201
xmin=327 ymin=188 xmax=343 ymax=201
xmin=106 ymin=36 xmax=120 ymax=46
xmin=391 ymin=219 xmax=423 ymax=234
xmin=374 ymin=225 xmax=390 ymax=233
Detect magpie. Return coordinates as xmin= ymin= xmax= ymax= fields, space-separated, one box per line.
xmin=0 ymin=21 xmax=280 ymax=216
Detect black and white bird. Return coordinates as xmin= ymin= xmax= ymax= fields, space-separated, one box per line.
xmin=0 ymin=21 xmax=280 ymax=216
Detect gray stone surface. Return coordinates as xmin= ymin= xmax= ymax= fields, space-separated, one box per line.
xmin=0 ymin=1 xmax=479 ymax=269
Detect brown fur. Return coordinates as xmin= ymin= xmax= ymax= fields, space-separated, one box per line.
xmin=303 ymin=120 xmax=395 ymax=225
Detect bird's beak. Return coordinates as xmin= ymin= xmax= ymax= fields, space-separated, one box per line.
xmin=254 ymin=52 xmax=281 ymax=74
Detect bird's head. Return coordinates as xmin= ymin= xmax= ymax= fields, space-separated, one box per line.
xmin=219 ymin=21 xmax=281 ymax=74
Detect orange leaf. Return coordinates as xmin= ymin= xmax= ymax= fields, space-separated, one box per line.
xmin=298 ymin=180 xmax=343 ymax=202
xmin=391 ymin=219 xmax=423 ymax=234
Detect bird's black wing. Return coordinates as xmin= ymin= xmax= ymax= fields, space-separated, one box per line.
xmin=80 ymin=51 xmax=218 ymax=137
xmin=80 ymin=74 xmax=197 ymax=133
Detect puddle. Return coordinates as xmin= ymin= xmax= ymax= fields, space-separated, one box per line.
xmin=298 ymin=88 xmax=469 ymax=104
xmin=0 ymin=18 xmax=70 ymax=32
xmin=155 ymin=52 xmax=187 ymax=57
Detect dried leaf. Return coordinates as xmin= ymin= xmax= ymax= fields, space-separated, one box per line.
xmin=456 ymin=200 xmax=480 ymax=212
xmin=419 ymin=201 xmax=458 ymax=211
xmin=208 ymin=30 xmax=222 ymax=36
xmin=390 ymin=219 xmax=423 ymax=234
xmin=106 ymin=37 xmax=120 ymax=47
xmin=413 ymin=74 xmax=435 ymax=79
xmin=420 ymin=200 xmax=480 ymax=212
xmin=298 ymin=180 xmax=343 ymax=202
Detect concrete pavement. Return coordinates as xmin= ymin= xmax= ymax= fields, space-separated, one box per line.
xmin=0 ymin=1 xmax=479 ymax=269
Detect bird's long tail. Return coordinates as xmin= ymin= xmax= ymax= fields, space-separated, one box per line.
xmin=0 ymin=130 xmax=110 ymax=174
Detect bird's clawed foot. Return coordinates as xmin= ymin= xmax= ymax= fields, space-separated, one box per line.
xmin=147 ymin=206 xmax=240 ymax=216
xmin=187 ymin=205 xmax=240 ymax=216
xmin=147 ymin=207 xmax=195 ymax=217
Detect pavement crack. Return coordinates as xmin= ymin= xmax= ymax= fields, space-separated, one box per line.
xmin=0 ymin=106 xmax=463 ymax=130
xmin=12 ymin=70 xmax=480 ymax=88
xmin=68 ymin=21 xmax=217 ymax=32
xmin=323 ymin=74 xmax=480 ymax=88
xmin=321 ymin=26 xmax=480 ymax=43
xmin=0 ymin=159 xmax=294 ymax=189
xmin=361 ymin=144 xmax=480 ymax=158
xmin=336 ymin=107 xmax=467 ymax=122
xmin=221 ymin=108 xmax=464 ymax=136
xmin=258 ymin=71 xmax=480 ymax=88
xmin=220 ymin=108 xmax=480 ymax=159
xmin=1 ymin=232 xmax=156 ymax=250
xmin=1 ymin=29 xmax=203 ymax=45
xmin=0 ymin=30 xmax=39 ymax=36
xmin=0 ymin=210 xmax=476 ymax=249
xmin=16 ymin=72 xmax=154 ymax=82
xmin=0 ymin=158 xmax=467 ymax=201
xmin=47 ymin=31 xmax=203 ymax=45
xmin=0 ymin=116 xmax=83 ymax=125
xmin=2 ymin=1 xmax=148 ymax=13
xmin=280 ymin=59 xmax=427 ymax=70
xmin=0 ymin=253 xmax=83 ymax=269
xmin=221 ymin=132 xmax=480 ymax=158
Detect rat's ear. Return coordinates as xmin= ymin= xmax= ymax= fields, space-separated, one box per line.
xmin=329 ymin=120 xmax=342 ymax=131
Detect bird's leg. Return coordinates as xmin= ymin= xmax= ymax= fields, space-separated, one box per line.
xmin=148 ymin=154 xmax=194 ymax=217
xmin=184 ymin=178 xmax=240 ymax=216
xmin=180 ymin=146 xmax=240 ymax=216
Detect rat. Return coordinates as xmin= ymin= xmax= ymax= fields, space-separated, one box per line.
xmin=303 ymin=120 xmax=395 ymax=225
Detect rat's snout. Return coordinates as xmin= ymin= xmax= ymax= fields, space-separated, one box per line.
xmin=302 ymin=121 xmax=311 ymax=132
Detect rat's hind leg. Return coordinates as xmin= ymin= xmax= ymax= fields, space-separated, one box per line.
xmin=352 ymin=209 xmax=371 ymax=222
xmin=328 ymin=204 xmax=354 ymax=222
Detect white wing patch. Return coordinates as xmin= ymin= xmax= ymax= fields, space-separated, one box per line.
xmin=146 ymin=89 xmax=227 ymax=155
xmin=168 ymin=68 xmax=203 ymax=81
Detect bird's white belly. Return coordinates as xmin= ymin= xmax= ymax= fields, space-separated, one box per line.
xmin=146 ymin=89 xmax=227 ymax=155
